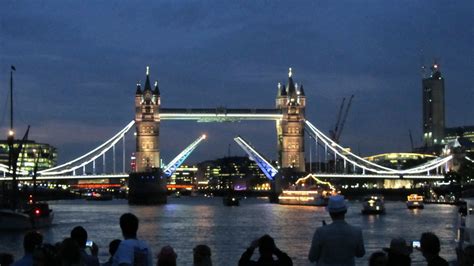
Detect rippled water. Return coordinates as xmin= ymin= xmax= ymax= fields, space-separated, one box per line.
xmin=0 ymin=197 xmax=457 ymax=265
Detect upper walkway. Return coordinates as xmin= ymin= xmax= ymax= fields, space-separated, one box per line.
xmin=159 ymin=108 xmax=282 ymax=122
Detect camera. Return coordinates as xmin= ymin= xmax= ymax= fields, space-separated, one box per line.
xmin=412 ymin=240 xmax=420 ymax=248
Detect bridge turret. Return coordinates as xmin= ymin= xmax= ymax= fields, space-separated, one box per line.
xmin=135 ymin=82 xmax=142 ymax=121
xmin=275 ymin=82 xmax=286 ymax=108
xmin=275 ymin=67 xmax=306 ymax=173
xmin=297 ymin=83 xmax=306 ymax=107
xmin=154 ymin=80 xmax=160 ymax=96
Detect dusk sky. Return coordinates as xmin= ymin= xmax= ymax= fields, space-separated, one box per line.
xmin=0 ymin=1 xmax=473 ymax=167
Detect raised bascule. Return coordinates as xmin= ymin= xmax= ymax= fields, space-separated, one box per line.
xmin=0 ymin=67 xmax=457 ymax=205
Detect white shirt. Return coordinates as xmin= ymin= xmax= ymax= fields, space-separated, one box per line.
xmin=112 ymin=239 xmax=153 ymax=266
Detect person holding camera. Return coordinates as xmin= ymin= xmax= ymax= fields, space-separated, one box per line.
xmin=238 ymin=234 xmax=293 ymax=266
xmin=70 ymin=226 xmax=100 ymax=266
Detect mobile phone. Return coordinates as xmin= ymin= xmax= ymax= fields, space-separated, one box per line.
xmin=86 ymin=240 xmax=93 ymax=247
xmin=412 ymin=240 xmax=420 ymax=248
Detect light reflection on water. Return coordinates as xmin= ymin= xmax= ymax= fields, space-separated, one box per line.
xmin=0 ymin=198 xmax=457 ymax=265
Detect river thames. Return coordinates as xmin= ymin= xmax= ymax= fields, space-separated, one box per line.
xmin=0 ymin=197 xmax=457 ymax=265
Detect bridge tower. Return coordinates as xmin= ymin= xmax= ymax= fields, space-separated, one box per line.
xmin=129 ymin=66 xmax=166 ymax=204
xmin=276 ymin=68 xmax=306 ymax=173
xmin=134 ymin=66 xmax=161 ymax=171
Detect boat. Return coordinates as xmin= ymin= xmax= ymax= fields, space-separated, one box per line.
xmin=86 ymin=192 xmax=113 ymax=201
xmin=407 ymin=194 xmax=424 ymax=209
xmin=278 ymin=190 xmax=329 ymax=206
xmin=278 ymin=174 xmax=336 ymax=206
xmin=223 ymin=195 xmax=239 ymax=206
xmin=26 ymin=202 xmax=54 ymax=228
xmin=361 ymin=195 xmax=385 ymax=214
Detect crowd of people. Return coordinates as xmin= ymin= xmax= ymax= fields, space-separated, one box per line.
xmin=0 ymin=195 xmax=472 ymax=265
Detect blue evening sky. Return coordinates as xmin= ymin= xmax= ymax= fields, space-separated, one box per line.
xmin=0 ymin=1 xmax=473 ymax=166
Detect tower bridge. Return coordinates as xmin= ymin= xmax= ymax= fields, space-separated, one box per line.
xmin=0 ymin=68 xmax=456 ymax=196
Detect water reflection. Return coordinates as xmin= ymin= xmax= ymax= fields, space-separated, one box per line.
xmin=0 ymin=198 xmax=457 ymax=265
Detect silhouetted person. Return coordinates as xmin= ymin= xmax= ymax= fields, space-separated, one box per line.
xmin=193 ymin=245 xmax=212 ymax=266
xmin=308 ymin=195 xmax=365 ymax=265
xmin=420 ymin=232 xmax=448 ymax=266
xmin=32 ymin=243 xmax=59 ymax=266
xmin=383 ymin=238 xmax=412 ymax=266
xmin=102 ymin=239 xmax=121 ymax=266
xmin=369 ymin=251 xmax=387 ymax=266
xmin=70 ymin=226 xmax=99 ymax=266
xmin=58 ymin=237 xmax=83 ymax=266
xmin=0 ymin=253 xmax=14 ymax=266
xmin=457 ymin=245 xmax=474 ymax=266
xmin=112 ymin=213 xmax=152 ymax=266
xmin=12 ymin=231 xmax=43 ymax=266
xmin=238 ymin=234 xmax=293 ymax=266
xmin=156 ymin=246 xmax=176 ymax=266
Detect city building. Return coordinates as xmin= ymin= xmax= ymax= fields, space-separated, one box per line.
xmin=168 ymin=165 xmax=198 ymax=186
xmin=0 ymin=140 xmax=57 ymax=173
xmin=422 ymin=62 xmax=445 ymax=150
xmin=418 ymin=61 xmax=473 ymax=158
xmin=365 ymin=153 xmax=436 ymax=188
xmin=364 ymin=153 xmax=436 ymax=169
xmin=197 ymin=156 xmax=268 ymax=190
xmin=445 ymin=126 xmax=474 ymax=154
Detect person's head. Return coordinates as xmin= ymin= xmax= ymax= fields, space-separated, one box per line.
xmin=420 ymin=232 xmax=440 ymax=258
xmin=120 ymin=213 xmax=139 ymax=238
xmin=33 ymin=243 xmax=59 ymax=266
xmin=258 ymin=234 xmax=276 ymax=257
xmin=70 ymin=226 xmax=87 ymax=248
xmin=369 ymin=251 xmax=387 ymax=266
xmin=383 ymin=237 xmax=412 ymax=266
xmin=23 ymin=231 xmax=43 ymax=254
xmin=327 ymin=195 xmax=347 ymax=220
xmin=109 ymin=239 xmax=121 ymax=257
xmin=157 ymin=245 xmax=177 ymax=266
xmin=58 ymin=238 xmax=81 ymax=266
xmin=193 ymin=245 xmax=212 ymax=266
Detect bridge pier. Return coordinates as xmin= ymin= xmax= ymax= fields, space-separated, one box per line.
xmin=128 ymin=169 xmax=167 ymax=205
xmin=269 ymin=174 xmax=282 ymax=203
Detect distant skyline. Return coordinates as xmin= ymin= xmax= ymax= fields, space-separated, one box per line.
xmin=0 ymin=1 xmax=473 ymax=167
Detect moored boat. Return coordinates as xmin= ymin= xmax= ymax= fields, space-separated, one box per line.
xmin=361 ymin=195 xmax=385 ymax=214
xmin=407 ymin=194 xmax=424 ymax=209
xmin=0 ymin=209 xmax=32 ymax=230
xmin=0 ymin=202 xmax=53 ymax=230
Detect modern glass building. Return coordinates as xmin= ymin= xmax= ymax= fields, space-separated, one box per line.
xmin=0 ymin=140 xmax=57 ymax=173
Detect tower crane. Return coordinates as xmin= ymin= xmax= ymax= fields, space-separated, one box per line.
xmin=329 ymin=95 xmax=354 ymax=144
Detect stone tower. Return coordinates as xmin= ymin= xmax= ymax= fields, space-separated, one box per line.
xmin=276 ymin=68 xmax=306 ymax=172
xmin=134 ymin=66 xmax=161 ymax=172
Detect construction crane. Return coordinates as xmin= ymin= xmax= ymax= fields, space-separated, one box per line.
xmin=329 ymin=95 xmax=354 ymax=144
